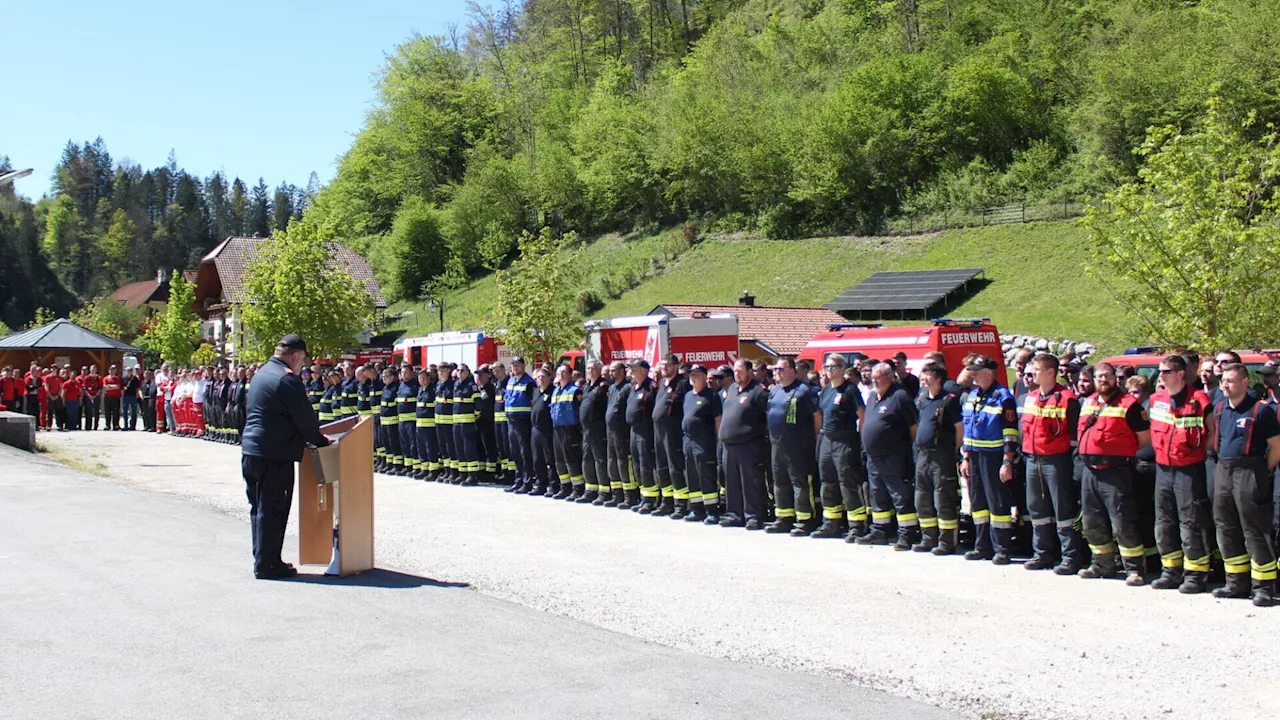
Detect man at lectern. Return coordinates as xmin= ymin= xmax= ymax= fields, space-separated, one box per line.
xmin=241 ymin=334 xmax=331 ymax=580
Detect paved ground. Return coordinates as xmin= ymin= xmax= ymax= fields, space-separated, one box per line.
xmin=0 ymin=443 xmax=953 ymax=720
xmin=26 ymin=431 xmax=1280 ymax=720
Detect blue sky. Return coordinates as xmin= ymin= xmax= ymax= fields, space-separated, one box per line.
xmin=2 ymin=0 xmax=471 ymax=197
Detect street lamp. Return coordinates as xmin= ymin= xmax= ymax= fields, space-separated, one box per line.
xmin=425 ymin=297 xmax=444 ymax=333
xmin=0 ymin=168 xmax=34 ymax=187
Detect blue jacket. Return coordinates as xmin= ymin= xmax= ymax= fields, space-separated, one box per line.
xmin=241 ymin=356 xmax=330 ymax=462
xmin=961 ymin=384 xmax=1020 ymax=454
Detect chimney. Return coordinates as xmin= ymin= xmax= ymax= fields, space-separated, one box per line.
xmin=157 ymin=268 xmax=166 ymax=284
xmin=738 ymin=290 xmax=755 ymax=307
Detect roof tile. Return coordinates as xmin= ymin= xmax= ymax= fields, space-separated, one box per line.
xmin=203 ymin=236 xmax=386 ymax=308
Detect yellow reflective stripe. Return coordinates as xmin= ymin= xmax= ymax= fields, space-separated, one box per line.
xmin=871 ymin=510 xmax=895 ymax=520
xmin=1002 ymin=428 xmax=1020 ymax=438
xmin=1161 ymin=551 xmax=1184 ymax=568
xmin=1252 ymin=560 xmax=1277 ymax=581
xmin=938 ymin=518 xmax=959 ymax=530
xmin=897 ymin=513 xmax=918 ymax=523
xmin=1118 ymin=544 xmax=1145 ymax=558
xmin=822 ymin=506 xmax=845 ymax=519
xmin=965 ymin=437 xmax=1004 ymax=448
xmin=1184 ymin=555 xmax=1211 ymax=572
xmin=919 ymin=517 xmax=939 ymax=528
xmin=1089 ymin=542 xmax=1115 ymax=554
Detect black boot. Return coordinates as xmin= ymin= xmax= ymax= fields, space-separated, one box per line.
xmin=1150 ymin=568 xmax=1184 ymax=590
xmin=912 ymin=526 xmax=939 ymax=553
xmin=685 ymin=505 xmax=707 ymax=523
xmin=544 ymin=482 xmax=560 ymax=498
xmin=1253 ymin=580 xmax=1277 ymax=607
xmin=636 ymin=493 xmax=657 ymax=514
xmin=1178 ymin=571 xmax=1209 ymax=594
xmin=765 ymin=517 xmax=794 ymax=534
xmin=1078 ymin=561 xmax=1117 ymax=579
xmin=619 ymin=489 xmax=640 ymax=510
xmin=789 ymin=519 xmax=820 ymax=537
xmin=593 ymin=488 xmax=613 ymax=506
xmin=810 ymin=520 xmax=846 ymax=538
xmin=603 ymin=488 xmax=622 ymax=507
xmin=1213 ymin=572 xmax=1251 ymax=599
xmin=932 ymin=528 xmax=958 ymax=556
xmin=854 ymin=527 xmax=891 ymax=545
xmin=893 ymin=527 xmax=921 ymax=551
xmin=652 ymin=497 xmax=674 ymax=517
xmin=553 ymin=482 xmax=573 ymax=500
xmin=1024 ymin=555 xmax=1056 ymax=571
xmin=669 ymin=499 xmax=687 ymax=520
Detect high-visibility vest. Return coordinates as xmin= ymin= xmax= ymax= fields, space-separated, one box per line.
xmin=1020 ymin=384 xmax=1076 ymax=456
xmin=1149 ymin=387 xmax=1211 ymax=466
xmin=1078 ymin=392 xmax=1141 ymax=459
xmin=962 ymin=385 xmax=1018 ymax=453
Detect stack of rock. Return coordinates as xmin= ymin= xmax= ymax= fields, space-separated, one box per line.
xmin=999 ymin=334 xmax=1095 ymax=365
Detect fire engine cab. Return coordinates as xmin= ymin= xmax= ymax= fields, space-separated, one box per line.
xmin=582 ymin=313 xmax=740 ymax=369
xmin=797 ymin=318 xmax=1006 ymax=378
xmin=393 ymin=331 xmax=523 ymax=369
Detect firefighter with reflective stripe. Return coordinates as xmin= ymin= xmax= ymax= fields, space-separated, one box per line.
xmin=1019 ymin=353 xmax=1086 ymax=573
xmin=766 ymin=357 xmax=821 ymax=536
xmin=652 ymin=355 xmax=691 ymax=517
xmin=491 ymin=363 xmax=514 ymax=484
xmin=1210 ymin=362 xmax=1280 ymax=606
xmin=578 ymin=361 xmax=611 ymax=505
xmin=396 ymin=364 xmax=419 ymax=478
xmin=1075 ymin=362 xmax=1152 ymax=585
xmin=415 ymin=367 xmax=439 ymax=479
xmin=913 ymin=361 xmax=963 ymax=554
xmin=626 ymin=359 xmax=659 ymax=512
xmin=1147 ymin=354 xmax=1215 ymax=593
xmin=528 ymin=367 xmax=557 ymax=495
xmin=959 ymin=355 xmax=1021 ymax=565
xmin=317 ymin=370 xmax=339 ymax=422
xmin=371 ymin=365 xmax=386 ymax=469
xmin=858 ymin=362 xmax=921 ymax=549
xmin=451 ymin=364 xmax=481 ymax=486
xmin=603 ymin=362 xmax=633 ymax=507
xmin=475 ymin=365 xmax=499 ymax=481
xmin=379 ymin=367 xmax=402 ymax=473
xmin=812 ymin=354 xmax=866 ymax=540
xmin=681 ymin=364 xmax=721 ymax=523
xmin=550 ymin=365 xmax=585 ymax=500
xmin=339 ymin=362 xmax=359 ymax=419
xmin=504 ymin=358 xmax=537 ymax=493
xmin=305 ymin=365 xmax=324 ymax=415
xmin=435 ymin=364 xmax=457 ymax=481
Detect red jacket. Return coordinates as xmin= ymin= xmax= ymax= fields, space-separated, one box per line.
xmin=1078 ymin=392 xmax=1143 ymax=459
xmin=1019 ymin=384 xmax=1078 ymax=456
xmin=1148 ymin=386 xmax=1212 ymax=466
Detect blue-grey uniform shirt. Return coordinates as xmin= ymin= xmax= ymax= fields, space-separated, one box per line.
xmin=861 ymin=383 xmax=918 ymax=459
xmin=1216 ymin=395 xmax=1280 ymax=458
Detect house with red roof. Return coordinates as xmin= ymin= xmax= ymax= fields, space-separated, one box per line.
xmin=109 ymin=269 xmax=198 ymax=313
xmin=649 ymin=292 xmax=847 ymax=362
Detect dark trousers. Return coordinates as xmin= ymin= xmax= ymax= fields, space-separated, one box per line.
xmin=654 ymin=421 xmax=687 ymax=502
xmin=241 ymin=455 xmax=295 ymax=572
xmin=49 ymin=397 xmax=65 ymax=429
xmin=508 ymin=416 xmax=533 ymax=484
xmin=867 ymin=450 xmax=918 ymax=532
xmin=1214 ymin=457 xmax=1276 ymax=583
xmin=819 ymin=434 xmax=865 ymax=524
xmin=141 ymin=398 xmax=156 ymax=431
xmin=383 ymin=420 xmax=402 ymax=467
xmin=437 ymin=420 xmax=455 ymax=472
xmin=582 ymin=427 xmax=608 ymax=493
xmin=104 ymin=396 xmax=120 ymax=429
xmin=553 ymin=425 xmax=584 ymax=486
xmin=25 ymin=395 xmax=40 ymax=420
xmin=631 ymin=428 xmax=657 ymax=500
xmin=399 ymin=421 xmax=417 ymax=470
xmin=1155 ymin=463 xmax=1213 ymax=574
xmin=684 ymin=435 xmax=718 ymax=507
xmin=83 ymin=395 xmax=99 ymax=429
xmin=1081 ymin=464 xmax=1145 ymax=573
xmin=968 ymin=451 xmax=1012 ymax=554
xmin=495 ymin=420 xmax=512 ymax=474
xmin=1025 ymin=452 xmax=1086 ymax=566
xmin=123 ymin=396 xmax=138 ymax=429
xmin=1135 ymin=461 xmax=1159 ymax=562
xmin=477 ymin=422 xmax=498 ymax=475
xmin=530 ymin=424 xmax=555 ymax=487
xmin=416 ymin=424 xmax=439 ymax=472
xmin=723 ymin=440 xmax=766 ymax=520
xmin=65 ymin=399 xmax=79 ymax=430
xmin=772 ymin=435 xmax=817 ymax=522
xmin=606 ymin=425 xmax=631 ymax=490
xmin=915 ymin=446 xmax=960 ymax=534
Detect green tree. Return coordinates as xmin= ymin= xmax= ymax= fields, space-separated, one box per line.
xmin=237 ymin=221 xmax=377 ymax=362
xmin=385 ymin=196 xmax=449 ymax=300
xmin=99 ymin=209 xmax=137 ymax=287
xmin=0 ymin=319 xmax=10 ymax=336
xmin=1085 ymin=98 xmax=1280 ymax=349
xmin=139 ymin=271 xmax=201 ymax=366
xmin=69 ymin=295 xmax=145 ymax=341
xmin=26 ymin=307 xmax=58 ymax=329
xmin=190 ymin=343 xmax=217 ymax=367
xmin=492 ymin=227 xmax=583 ymax=360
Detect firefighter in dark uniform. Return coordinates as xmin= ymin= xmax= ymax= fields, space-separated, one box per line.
xmin=1147 ymin=354 xmax=1215 ymax=593
xmin=528 ymin=367 xmax=556 ymax=496
xmin=371 ymin=364 xmax=386 ymax=470
xmin=579 ymin=360 xmax=611 ymax=505
xmin=492 ymin=363 xmax=513 ymax=484
xmin=452 ymin=364 xmax=481 ymax=486
xmin=435 ymin=363 xmax=457 ymax=481
xmin=476 ymin=365 xmax=499 ymax=482
xmin=913 ymin=361 xmax=963 ymax=553
xmin=652 ymin=355 xmax=690 ymax=518
xmin=550 ymin=364 xmax=585 ymax=500
xmin=1075 ymin=361 xmax=1151 ymax=585
xmin=858 ymin=362 xmax=921 ymax=550
xmin=415 ymin=368 xmax=438 ymax=480
xmin=719 ymin=358 xmax=770 ymax=530
xmin=318 ymin=370 xmax=339 ymax=423
xmin=339 ymin=362 xmax=359 ymax=420
xmin=1020 ymin=352 xmax=1086 ymax=573
xmin=380 ymin=367 xmax=403 ymax=475
xmin=959 ymin=356 xmax=1020 ymax=563
xmin=504 ymin=358 xmax=537 ymax=493
xmin=230 ymin=367 xmax=248 ymax=445
xmin=811 ymin=354 xmax=865 ymax=540
xmin=681 ymin=364 xmax=721 ymax=523
xmin=396 ymin=364 xmax=419 ymax=478
xmin=240 ymin=335 xmax=329 ymax=580
xmin=603 ymin=361 xmax=633 ymax=508
xmin=305 ymin=366 xmax=324 ymax=415
xmin=1210 ymin=362 xmax=1280 ymax=605
xmin=766 ymin=357 xmax=821 ymax=536
xmin=626 ymin=359 xmax=659 ymax=513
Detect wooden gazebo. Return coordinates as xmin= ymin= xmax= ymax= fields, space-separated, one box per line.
xmin=0 ymin=318 xmax=141 ymax=371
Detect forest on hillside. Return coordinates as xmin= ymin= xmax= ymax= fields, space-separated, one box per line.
xmin=0 ymin=145 xmax=311 ymax=332
xmin=297 ymin=0 xmax=1280 ymax=304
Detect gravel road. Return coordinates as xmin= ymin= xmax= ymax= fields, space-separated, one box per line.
xmin=37 ymin=430 xmax=1280 ymax=720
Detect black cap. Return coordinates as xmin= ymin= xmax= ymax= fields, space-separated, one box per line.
xmin=1259 ymin=365 xmax=1277 ymax=376
xmin=511 ymin=356 xmax=526 ymax=365
xmin=713 ymin=365 xmax=733 ymax=378
xmin=629 ymin=359 xmax=650 ymax=370
xmin=966 ymin=355 xmax=999 ymax=373
xmin=689 ymin=364 xmax=708 ymax=375
xmin=279 ymin=334 xmax=307 ymax=351
xmin=477 ymin=364 xmax=492 ymax=374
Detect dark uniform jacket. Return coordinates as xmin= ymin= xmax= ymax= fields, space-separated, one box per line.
xmin=580 ymin=377 xmax=610 ymax=435
xmin=242 ymin=356 xmax=329 ymax=462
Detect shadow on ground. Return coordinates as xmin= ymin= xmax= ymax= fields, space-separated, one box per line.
xmin=287 ymin=568 xmax=470 ymax=589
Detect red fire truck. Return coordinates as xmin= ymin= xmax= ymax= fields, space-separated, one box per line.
xmin=797 ymin=319 xmax=1007 ymax=378
xmin=579 ymin=313 xmax=740 ymax=369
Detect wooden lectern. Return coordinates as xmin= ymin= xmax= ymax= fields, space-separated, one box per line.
xmin=297 ymin=414 xmax=375 ymax=576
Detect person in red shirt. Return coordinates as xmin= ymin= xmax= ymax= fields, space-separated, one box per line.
xmin=81 ymin=365 xmax=102 ymax=430
xmin=44 ymin=368 xmax=65 ymax=430
xmin=0 ymin=367 xmax=22 ymax=411
xmin=102 ymin=365 xmax=123 ymax=430
xmin=63 ymin=368 xmax=82 ymax=430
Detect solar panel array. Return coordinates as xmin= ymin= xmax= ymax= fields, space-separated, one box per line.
xmin=824 ymin=268 xmax=984 ymax=313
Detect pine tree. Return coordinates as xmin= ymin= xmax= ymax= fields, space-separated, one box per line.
xmin=271 ymin=182 xmax=294 ymax=231
xmin=229 ymin=178 xmax=249 ymax=236
xmin=250 ymin=178 xmax=271 ymax=236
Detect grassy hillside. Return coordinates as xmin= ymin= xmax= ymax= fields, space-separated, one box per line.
xmin=388 ymin=220 xmax=1139 ymax=355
